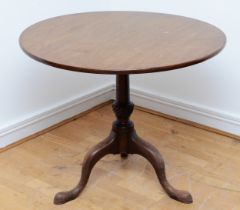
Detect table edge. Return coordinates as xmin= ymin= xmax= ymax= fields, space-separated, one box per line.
xmin=19 ymin=11 xmax=227 ymax=75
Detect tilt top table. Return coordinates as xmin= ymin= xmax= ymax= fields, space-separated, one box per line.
xmin=19 ymin=11 xmax=226 ymax=205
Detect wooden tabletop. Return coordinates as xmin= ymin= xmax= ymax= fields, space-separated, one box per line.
xmin=20 ymin=11 xmax=226 ymax=74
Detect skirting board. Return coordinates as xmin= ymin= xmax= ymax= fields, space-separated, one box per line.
xmin=130 ymin=87 xmax=240 ymax=137
xmin=0 ymin=84 xmax=114 ymax=148
xmin=1 ymin=83 xmax=240 ymax=149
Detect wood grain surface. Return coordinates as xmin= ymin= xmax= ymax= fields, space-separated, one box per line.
xmin=0 ymin=104 xmax=240 ymax=210
xmin=20 ymin=11 xmax=226 ymax=74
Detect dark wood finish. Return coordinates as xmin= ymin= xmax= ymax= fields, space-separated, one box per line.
xmin=54 ymin=132 xmax=118 ymax=204
xmin=130 ymin=133 xmax=192 ymax=203
xmin=54 ymin=75 xmax=192 ymax=205
xmin=20 ymin=11 xmax=226 ymax=74
xmin=19 ymin=11 xmax=226 ymax=206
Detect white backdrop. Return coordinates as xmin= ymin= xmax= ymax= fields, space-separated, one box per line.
xmin=130 ymin=0 xmax=240 ymax=132
xmin=0 ymin=0 xmax=239 ymax=147
xmin=0 ymin=0 xmax=115 ymax=130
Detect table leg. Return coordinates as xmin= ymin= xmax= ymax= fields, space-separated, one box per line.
xmin=130 ymin=132 xmax=193 ymax=203
xmin=54 ymin=132 xmax=118 ymax=205
xmin=54 ymin=74 xmax=192 ymax=205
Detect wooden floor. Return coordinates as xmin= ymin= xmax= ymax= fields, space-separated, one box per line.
xmin=0 ymin=104 xmax=240 ymax=210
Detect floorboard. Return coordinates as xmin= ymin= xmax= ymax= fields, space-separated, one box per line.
xmin=0 ymin=104 xmax=239 ymax=210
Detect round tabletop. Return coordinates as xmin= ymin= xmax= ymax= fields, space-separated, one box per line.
xmin=20 ymin=11 xmax=226 ymax=74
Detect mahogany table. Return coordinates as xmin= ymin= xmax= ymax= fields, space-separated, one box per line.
xmin=19 ymin=11 xmax=226 ymax=205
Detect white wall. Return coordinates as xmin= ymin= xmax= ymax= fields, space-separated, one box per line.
xmin=1 ymin=0 xmax=239 ymax=147
xmin=0 ymin=0 xmax=116 ymax=147
xmin=129 ymin=0 xmax=240 ymax=135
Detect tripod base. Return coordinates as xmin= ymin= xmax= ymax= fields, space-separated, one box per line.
xmin=54 ymin=75 xmax=192 ymax=205
xmin=54 ymin=121 xmax=192 ymax=205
